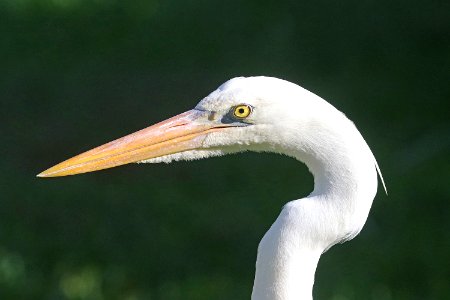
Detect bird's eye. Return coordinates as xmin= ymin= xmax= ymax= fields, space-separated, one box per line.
xmin=233 ymin=104 xmax=252 ymax=119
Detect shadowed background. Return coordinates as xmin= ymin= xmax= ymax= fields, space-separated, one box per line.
xmin=1 ymin=0 xmax=449 ymax=299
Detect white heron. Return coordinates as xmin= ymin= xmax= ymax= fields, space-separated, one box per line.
xmin=38 ymin=76 xmax=386 ymax=300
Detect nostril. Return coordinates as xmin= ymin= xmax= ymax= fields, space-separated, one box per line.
xmin=208 ymin=111 xmax=216 ymax=121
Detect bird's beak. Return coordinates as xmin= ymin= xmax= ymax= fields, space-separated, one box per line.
xmin=37 ymin=109 xmax=227 ymax=177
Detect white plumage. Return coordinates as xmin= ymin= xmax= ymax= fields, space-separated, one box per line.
xmin=39 ymin=76 xmax=386 ymax=300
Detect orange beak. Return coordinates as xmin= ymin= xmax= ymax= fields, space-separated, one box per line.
xmin=37 ymin=109 xmax=228 ymax=177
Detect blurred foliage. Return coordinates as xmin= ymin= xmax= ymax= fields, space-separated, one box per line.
xmin=1 ymin=0 xmax=449 ymax=299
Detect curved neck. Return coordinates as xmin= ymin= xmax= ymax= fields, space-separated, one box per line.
xmin=252 ymin=244 xmax=321 ymax=300
xmin=252 ymin=116 xmax=378 ymax=300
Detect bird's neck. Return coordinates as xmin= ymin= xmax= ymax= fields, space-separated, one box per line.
xmin=252 ymin=114 xmax=378 ymax=300
xmin=252 ymin=239 xmax=322 ymax=300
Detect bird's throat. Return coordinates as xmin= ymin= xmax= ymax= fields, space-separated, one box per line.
xmin=251 ymin=115 xmax=380 ymax=300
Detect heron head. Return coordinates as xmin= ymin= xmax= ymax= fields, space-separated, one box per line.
xmin=37 ymin=76 xmax=329 ymax=177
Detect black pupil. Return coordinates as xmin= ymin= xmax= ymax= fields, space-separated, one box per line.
xmin=238 ymin=108 xmax=245 ymax=114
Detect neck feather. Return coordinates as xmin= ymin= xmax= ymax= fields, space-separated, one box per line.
xmin=251 ymin=114 xmax=379 ymax=300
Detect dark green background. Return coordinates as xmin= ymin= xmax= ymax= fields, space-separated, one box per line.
xmin=2 ymin=0 xmax=449 ymax=299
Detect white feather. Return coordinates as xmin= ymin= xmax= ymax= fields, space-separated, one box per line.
xmin=141 ymin=76 xmax=384 ymax=300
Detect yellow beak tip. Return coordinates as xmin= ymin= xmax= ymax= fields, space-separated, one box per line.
xmin=36 ymin=168 xmax=61 ymax=178
xmin=36 ymin=171 xmax=49 ymax=178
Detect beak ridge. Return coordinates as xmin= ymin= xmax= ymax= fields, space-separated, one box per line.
xmin=37 ymin=109 xmax=223 ymax=177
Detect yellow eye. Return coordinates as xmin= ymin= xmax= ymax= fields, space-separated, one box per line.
xmin=233 ymin=104 xmax=252 ymax=119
